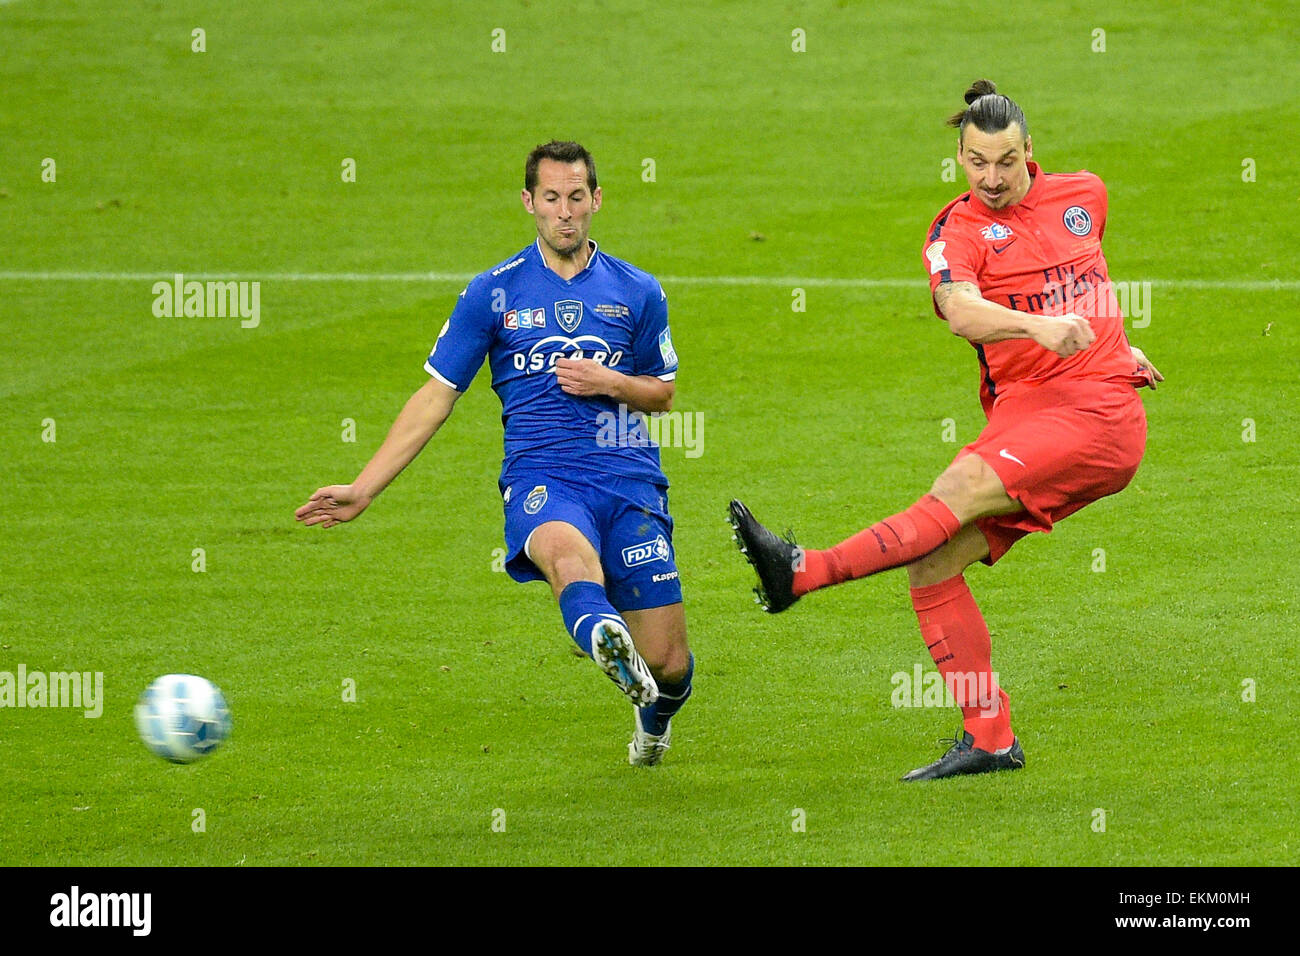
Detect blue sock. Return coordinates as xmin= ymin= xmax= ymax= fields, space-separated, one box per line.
xmin=638 ymin=653 xmax=694 ymax=736
xmin=558 ymin=581 xmax=625 ymax=657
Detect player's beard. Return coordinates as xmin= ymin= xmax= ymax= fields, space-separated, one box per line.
xmin=546 ymin=228 xmax=587 ymax=258
xmin=982 ymin=170 xmax=1031 ymax=209
xmin=981 ymin=186 xmax=1009 ymax=208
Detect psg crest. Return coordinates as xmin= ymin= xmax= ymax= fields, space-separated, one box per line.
xmin=554 ymin=299 xmax=583 ymax=333
xmin=1062 ymin=205 xmax=1093 ymax=236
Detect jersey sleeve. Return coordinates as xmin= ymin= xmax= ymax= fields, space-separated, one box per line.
xmin=631 ymin=282 xmax=677 ymax=381
xmin=1093 ymin=173 xmax=1109 ymax=240
xmin=423 ymin=278 xmax=496 ymax=391
xmin=925 ymin=222 xmax=982 ymax=290
xmin=924 ymin=217 xmax=982 ymax=317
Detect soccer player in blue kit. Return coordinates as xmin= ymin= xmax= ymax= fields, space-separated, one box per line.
xmin=296 ymin=141 xmax=693 ymax=766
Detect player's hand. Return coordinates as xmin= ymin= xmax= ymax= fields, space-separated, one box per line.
xmin=1034 ymin=312 xmax=1096 ymax=358
xmin=1131 ymin=345 xmax=1164 ymax=390
xmin=555 ymin=357 xmax=617 ymax=398
xmin=295 ymin=484 xmax=372 ymax=529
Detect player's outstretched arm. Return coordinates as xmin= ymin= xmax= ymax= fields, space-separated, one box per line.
xmin=554 ymin=357 xmax=674 ymax=413
xmin=935 ymin=281 xmax=1095 ymax=358
xmin=295 ymin=378 xmax=460 ymax=529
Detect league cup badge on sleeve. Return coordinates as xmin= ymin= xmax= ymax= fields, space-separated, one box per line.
xmin=1062 ymin=206 xmax=1093 ymax=236
xmin=555 ymin=300 xmax=583 ymax=333
xmin=658 ymin=328 xmax=677 ymax=367
xmin=429 ymin=318 xmax=451 ymax=358
xmin=925 ymin=241 xmax=949 ymax=275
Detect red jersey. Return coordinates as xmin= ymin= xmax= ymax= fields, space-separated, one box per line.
xmin=923 ymin=161 xmax=1146 ymax=415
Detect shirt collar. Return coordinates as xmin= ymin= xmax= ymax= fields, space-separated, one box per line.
xmin=535 ymin=238 xmax=599 ymax=278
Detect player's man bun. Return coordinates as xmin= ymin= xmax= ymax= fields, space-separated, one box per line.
xmin=946 ymin=79 xmax=1028 ymax=141
xmin=964 ymin=78 xmax=999 ymax=105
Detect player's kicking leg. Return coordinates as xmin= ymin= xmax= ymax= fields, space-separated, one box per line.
xmin=730 ymin=454 xmax=1025 ymax=781
xmin=729 ymin=453 xmax=1017 ymax=611
xmin=528 ymin=521 xmax=659 ymax=707
xmin=622 ymin=603 xmax=692 ymax=767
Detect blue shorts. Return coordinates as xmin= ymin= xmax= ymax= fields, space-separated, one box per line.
xmin=501 ymin=469 xmax=683 ymax=613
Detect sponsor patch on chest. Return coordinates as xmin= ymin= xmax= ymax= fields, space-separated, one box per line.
xmin=504 ymin=307 xmax=546 ymax=330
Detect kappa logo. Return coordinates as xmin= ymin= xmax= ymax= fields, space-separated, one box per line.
xmin=980 ymin=223 xmax=1014 ymax=241
xmin=504 ymin=307 xmax=546 ymax=330
xmin=554 ymin=299 xmax=584 ymax=333
xmin=622 ymin=534 xmax=671 ymax=568
xmin=523 ymin=485 xmax=548 ymax=515
xmin=491 ymin=256 xmax=526 ymax=277
xmin=1063 ymin=205 xmax=1093 ymax=237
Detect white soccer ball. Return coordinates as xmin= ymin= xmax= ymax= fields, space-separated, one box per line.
xmin=135 ymin=674 xmax=232 ymax=763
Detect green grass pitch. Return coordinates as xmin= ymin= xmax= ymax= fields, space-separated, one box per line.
xmin=1 ymin=0 xmax=1296 ymax=866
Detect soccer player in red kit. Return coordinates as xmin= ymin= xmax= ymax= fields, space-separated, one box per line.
xmin=729 ymin=79 xmax=1163 ymax=781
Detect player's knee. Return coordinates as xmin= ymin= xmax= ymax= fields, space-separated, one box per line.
xmin=631 ymin=623 xmax=690 ymax=681
xmin=929 ymin=454 xmax=979 ymax=501
xmin=907 ymin=525 xmax=988 ymax=588
xmin=907 ymin=546 xmax=958 ymax=589
xmin=531 ymin=526 xmax=601 ymax=592
xmin=646 ymin=643 xmax=691 ymax=683
xmin=544 ymin=553 xmax=602 ymax=594
xmin=664 ymin=641 xmax=692 ymax=683
xmin=929 ymin=454 xmax=1004 ymax=521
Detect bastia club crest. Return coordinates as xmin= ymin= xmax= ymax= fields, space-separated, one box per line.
xmin=554 ymin=299 xmax=583 ymax=333
xmin=523 ymin=485 xmax=548 ymax=515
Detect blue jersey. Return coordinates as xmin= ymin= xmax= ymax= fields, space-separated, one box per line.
xmin=424 ymin=240 xmax=678 ymax=486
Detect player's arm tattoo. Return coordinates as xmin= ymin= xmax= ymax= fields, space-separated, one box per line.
xmin=933 ymin=281 xmax=981 ymax=318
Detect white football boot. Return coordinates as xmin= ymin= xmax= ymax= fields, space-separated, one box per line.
xmin=628 ymin=715 xmax=672 ymax=767
xmin=591 ymin=618 xmax=659 ymax=707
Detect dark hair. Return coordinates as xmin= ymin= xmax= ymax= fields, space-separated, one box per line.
xmin=946 ymin=79 xmax=1028 ymax=142
xmin=525 ymin=141 xmax=598 ymax=195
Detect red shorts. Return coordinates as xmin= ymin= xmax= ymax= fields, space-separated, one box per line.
xmin=956 ymin=378 xmax=1147 ymax=564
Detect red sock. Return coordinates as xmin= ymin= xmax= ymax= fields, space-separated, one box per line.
xmin=909 ymin=574 xmax=1014 ymax=752
xmin=793 ymin=494 xmax=961 ymax=596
